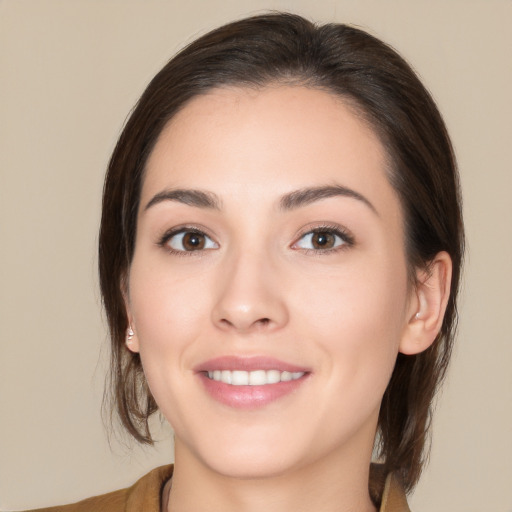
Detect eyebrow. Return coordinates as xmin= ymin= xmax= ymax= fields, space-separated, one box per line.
xmin=144 ymin=189 xmax=222 ymax=211
xmin=144 ymin=184 xmax=377 ymax=215
xmin=279 ymin=185 xmax=378 ymax=215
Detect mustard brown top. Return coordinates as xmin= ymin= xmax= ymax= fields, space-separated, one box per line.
xmin=26 ymin=464 xmax=410 ymax=512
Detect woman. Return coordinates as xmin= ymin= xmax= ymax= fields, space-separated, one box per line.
xmin=31 ymin=12 xmax=463 ymax=512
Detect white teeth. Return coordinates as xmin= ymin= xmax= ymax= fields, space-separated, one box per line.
xmin=232 ymin=370 xmax=249 ymax=385
xmin=266 ymin=370 xmax=281 ymax=384
xmin=248 ymin=370 xmax=266 ymax=385
xmin=207 ymin=369 xmax=305 ymax=385
xmin=281 ymin=371 xmax=292 ymax=382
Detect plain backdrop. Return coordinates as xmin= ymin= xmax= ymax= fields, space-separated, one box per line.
xmin=1 ymin=1 xmax=511 ymax=511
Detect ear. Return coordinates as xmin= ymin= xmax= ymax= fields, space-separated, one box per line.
xmin=121 ymin=277 xmax=140 ymax=354
xmin=400 ymin=251 xmax=452 ymax=355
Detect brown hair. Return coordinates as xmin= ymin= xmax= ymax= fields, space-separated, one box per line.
xmin=99 ymin=12 xmax=464 ymax=493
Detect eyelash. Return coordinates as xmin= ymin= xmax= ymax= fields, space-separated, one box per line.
xmin=157 ymin=223 xmax=355 ymax=256
xmin=292 ymin=224 xmax=355 ymax=255
xmin=157 ymin=225 xmax=218 ymax=257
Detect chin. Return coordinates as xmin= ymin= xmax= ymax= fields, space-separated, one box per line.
xmin=204 ymin=451 xmax=301 ymax=480
xmin=179 ymin=426 xmax=308 ymax=480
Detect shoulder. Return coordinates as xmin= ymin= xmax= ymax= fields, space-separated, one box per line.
xmin=23 ymin=465 xmax=174 ymax=512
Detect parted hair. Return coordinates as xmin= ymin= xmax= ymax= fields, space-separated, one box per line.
xmin=99 ymin=12 xmax=464 ymax=494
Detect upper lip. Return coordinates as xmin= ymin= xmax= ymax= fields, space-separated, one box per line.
xmin=194 ymin=356 xmax=310 ymax=373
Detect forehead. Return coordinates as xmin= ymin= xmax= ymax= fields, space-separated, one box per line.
xmin=141 ymin=85 xmax=397 ymax=216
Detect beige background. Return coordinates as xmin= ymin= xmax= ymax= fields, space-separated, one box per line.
xmin=1 ymin=1 xmax=511 ymax=511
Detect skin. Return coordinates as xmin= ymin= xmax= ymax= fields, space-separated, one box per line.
xmin=125 ymin=85 xmax=451 ymax=512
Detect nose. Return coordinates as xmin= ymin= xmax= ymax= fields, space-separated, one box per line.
xmin=211 ymin=249 xmax=289 ymax=334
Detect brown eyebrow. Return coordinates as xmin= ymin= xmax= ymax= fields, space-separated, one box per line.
xmin=144 ymin=184 xmax=377 ymax=215
xmin=279 ymin=185 xmax=378 ymax=215
xmin=144 ymin=189 xmax=222 ymax=211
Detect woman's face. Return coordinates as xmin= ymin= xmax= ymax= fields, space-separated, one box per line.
xmin=126 ymin=86 xmax=417 ymax=478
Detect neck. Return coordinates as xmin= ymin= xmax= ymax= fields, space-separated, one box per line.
xmin=167 ymin=441 xmax=377 ymax=512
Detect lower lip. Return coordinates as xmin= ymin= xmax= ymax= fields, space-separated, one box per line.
xmin=198 ymin=373 xmax=309 ymax=409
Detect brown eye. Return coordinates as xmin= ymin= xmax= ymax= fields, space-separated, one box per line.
xmin=167 ymin=230 xmax=218 ymax=252
xmin=182 ymin=232 xmax=205 ymax=250
xmin=293 ymin=228 xmax=350 ymax=251
xmin=311 ymin=232 xmax=335 ymax=249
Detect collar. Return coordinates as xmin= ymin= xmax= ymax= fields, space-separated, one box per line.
xmin=379 ymin=472 xmax=411 ymax=512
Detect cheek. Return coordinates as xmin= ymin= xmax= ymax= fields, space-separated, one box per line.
xmin=127 ymin=261 xmax=209 ymax=369
xmin=297 ymin=253 xmax=408 ymax=336
xmin=126 ymin=264 xmax=211 ymax=428
xmin=293 ymin=255 xmax=409 ymax=385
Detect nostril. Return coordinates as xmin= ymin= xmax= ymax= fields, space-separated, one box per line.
xmin=218 ymin=317 xmax=271 ymax=330
xmin=220 ymin=318 xmax=234 ymax=328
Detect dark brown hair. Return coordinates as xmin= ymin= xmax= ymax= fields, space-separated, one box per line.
xmin=99 ymin=12 xmax=464 ymax=494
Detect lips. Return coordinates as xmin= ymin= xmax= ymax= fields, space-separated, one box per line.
xmin=196 ymin=356 xmax=308 ymax=373
xmin=195 ymin=356 xmax=310 ymax=408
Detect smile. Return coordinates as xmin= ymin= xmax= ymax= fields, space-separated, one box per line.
xmin=197 ymin=356 xmax=310 ymax=408
xmin=207 ymin=369 xmax=305 ymax=386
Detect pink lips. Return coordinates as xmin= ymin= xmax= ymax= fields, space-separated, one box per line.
xmin=195 ymin=356 xmax=310 ymax=409
xmin=196 ymin=356 xmax=308 ymax=373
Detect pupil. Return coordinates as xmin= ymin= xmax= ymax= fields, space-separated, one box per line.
xmin=184 ymin=233 xmax=204 ymax=250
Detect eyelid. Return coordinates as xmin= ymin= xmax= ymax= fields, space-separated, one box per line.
xmin=157 ymin=224 xmax=219 ymax=254
xmin=291 ymin=223 xmax=355 ymax=252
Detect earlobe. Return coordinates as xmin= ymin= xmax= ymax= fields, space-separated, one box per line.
xmin=400 ymin=251 xmax=452 ymax=355
xmin=122 ymin=278 xmax=140 ymax=353
xmin=125 ymin=325 xmax=140 ymax=353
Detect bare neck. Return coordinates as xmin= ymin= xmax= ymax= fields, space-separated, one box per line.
xmin=166 ymin=442 xmax=377 ymax=512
